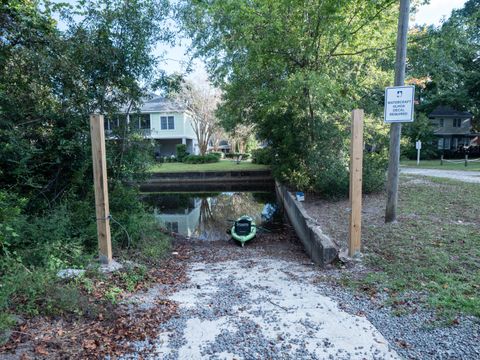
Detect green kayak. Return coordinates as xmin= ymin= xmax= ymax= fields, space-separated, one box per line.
xmin=231 ymin=215 xmax=256 ymax=247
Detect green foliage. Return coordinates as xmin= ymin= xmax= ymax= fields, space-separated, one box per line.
xmin=120 ymin=265 xmax=148 ymax=292
xmin=104 ymin=286 xmax=123 ymax=305
xmin=408 ymin=0 xmax=479 ymax=119
xmin=209 ymin=152 xmax=223 ymax=160
xmin=183 ymin=154 xmax=220 ymax=164
xmin=362 ymin=152 xmax=388 ymax=193
xmin=0 ymin=0 xmax=170 ymax=208
xmin=225 ymin=153 xmax=250 ymax=160
xmin=0 ymin=0 xmax=174 ymax=336
xmin=308 ymin=151 xmax=350 ymax=198
xmin=0 ymin=258 xmax=90 ymax=320
xmin=348 ymin=178 xmax=480 ymax=318
xmin=401 ymin=113 xmax=439 ymax=160
xmin=176 ymin=144 xmax=188 ymax=162
xmin=107 ymin=136 xmax=156 ymax=182
xmin=251 ymin=148 xmax=273 ymax=165
xmin=178 ymin=0 xmax=397 ymax=197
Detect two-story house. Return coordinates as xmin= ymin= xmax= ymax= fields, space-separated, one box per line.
xmin=428 ymin=106 xmax=477 ymax=150
xmin=105 ymin=96 xmax=199 ymax=156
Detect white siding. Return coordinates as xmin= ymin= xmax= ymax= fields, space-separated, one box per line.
xmin=149 ymin=112 xmax=190 ymax=138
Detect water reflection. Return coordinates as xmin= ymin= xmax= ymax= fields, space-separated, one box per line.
xmin=143 ymin=192 xmax=279 ymax=241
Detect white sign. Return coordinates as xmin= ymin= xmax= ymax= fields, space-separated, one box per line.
xmin=416 ymin=140 xmax=422 ymax=150
xmin=384 ymin=86 xmax=415 ymax=123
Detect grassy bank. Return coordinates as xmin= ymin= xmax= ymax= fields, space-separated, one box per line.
xmin=150 ymin=160 xmax=270 ymax=172
xmin=356 ymin=176 xmax=480 ymax=319
xmin=307 ymin=176 xmax=480 ymax=319
xmin=401 ymin=159 xmax=480 ymax=171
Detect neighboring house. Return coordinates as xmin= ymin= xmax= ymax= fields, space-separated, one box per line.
xmin=217 ymin=140 xmax=231 ymax=153
xmin=428 ymin=106 xmax=478 ymax=150
xmin=105 ymin=96 xmax=199 ymax=156
xmin=153 ymin=196 xmax=201 ymax=237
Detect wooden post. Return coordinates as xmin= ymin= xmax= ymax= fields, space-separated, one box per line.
xmin=441 ymin=155 xmax=444 ymax=165
xmin=349 ymin=109 xmax=364 ymax=257
xmin=465 ymin=154 xmax=468 ymax=167
xmin=90 ymin=114 xmax=112 ymax=264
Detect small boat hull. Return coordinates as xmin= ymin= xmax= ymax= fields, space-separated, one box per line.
xmin=231 ymin=215 xmax=256 ymax=246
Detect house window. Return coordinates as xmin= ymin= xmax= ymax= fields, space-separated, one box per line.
xmin=104 ymin=117 xmax=119 ymax=131
xmin=438 ymin=138 xmax=444 ymax=149
xmin=438 ymin=119 xmax=444 ymax=127
xmin=453 ymin=118 xmax=462 ymax=127
xmin=444 ymin=137 xmax=451 ymax=149
xmin=165 ymin=221 xmax=178 ymax=233
xmin=161 ymin=116 xmax=175 ymax=130
xmin=130 ymin=114 xmax=150 ymax=129
xmin=140 ymin=114 xmax=150 ymax=129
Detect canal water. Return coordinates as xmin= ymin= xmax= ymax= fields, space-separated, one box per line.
xmin=142 ymin=192 xmax=281 ymax=241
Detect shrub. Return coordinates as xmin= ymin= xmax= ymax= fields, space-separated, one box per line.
xmin=311 ymin=154 xmax=350 ymax=198
xmin=209 ymin=152 xmax=223 ymax=160
xmin=183 ymin=154 xmax=220 ymax=164
xmin=225 ymin=152 xmax=250 ymax=160
xmin=251 ymin=148 xmax=272 ymax=164
xmin=176 ymin=144 xmax=188 ymax=162
xmin=363 ymin=152 xmax=388 ymax=193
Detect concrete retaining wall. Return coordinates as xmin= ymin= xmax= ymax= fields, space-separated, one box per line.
xmin=147 ymin=170 xmax=272 ymax=182
xmin=140 ymin=170 xmax=273 ymax=192
xmin=275 ymin=182 xmax=338 ymax=267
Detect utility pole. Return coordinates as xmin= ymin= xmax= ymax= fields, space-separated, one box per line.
xmin=385 ymin=0 xmax=410 ymax=223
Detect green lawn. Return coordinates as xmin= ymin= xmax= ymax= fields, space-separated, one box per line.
xmin=401 ymin=159 xmax=480 ymax=171
xmin=149 ymin=160 xmax=270 ymax=172
xmin=347 ymin=176 xmax=480 ymax=319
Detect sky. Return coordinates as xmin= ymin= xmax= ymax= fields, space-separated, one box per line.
xmin=413 ymin=0 xmax=467 ymax=26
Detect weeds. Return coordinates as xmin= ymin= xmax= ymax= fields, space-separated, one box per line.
xmin=351 ymin=177 xmax=480 ymax=318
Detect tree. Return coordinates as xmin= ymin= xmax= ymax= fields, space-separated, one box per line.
xmin=0 ymin=0 xmax=172 ymax=208
xmin=175 ymin=80 xmax=221 ymax=156
xmin=407 ymin=0 xmax=479 ymax=118
xmin=178 ymin=0 xmax=398 ymax=193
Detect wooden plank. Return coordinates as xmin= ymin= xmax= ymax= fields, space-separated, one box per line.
xmin=348 ymin=109 xmax=364 ymax=257
xmin=90 ymin=114 xmax=112 ymax=264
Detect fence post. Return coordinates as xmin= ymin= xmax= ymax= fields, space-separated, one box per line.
xmin=90 ymin=114 xmax=112 ymax=264
xmin=349 ymin=109 xmax=364 ymax=257
xmin=465 ymin=154 xmax=468 ymax=167
xmin=440 ymin=155 xmax=443 ymax=166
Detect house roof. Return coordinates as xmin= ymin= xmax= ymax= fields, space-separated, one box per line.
xmin=138 ymin=96 xmax=187 ymax=112
xmin=121 ymin=95 xmax=187 ymax=113
xmin=429 ymin=106 xmax=472 ymax=118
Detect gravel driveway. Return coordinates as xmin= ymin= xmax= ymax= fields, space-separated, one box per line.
xmin=122 ymin=235 xmax=479 ymax=360
xmin=400 ymin=167 xmax=480 ymax=183
xmin=152 ymin=258 xmax=398 ymax=359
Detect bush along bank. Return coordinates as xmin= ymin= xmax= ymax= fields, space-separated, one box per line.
xmin=0 ymin=184 xmax=172 ymax=346
xmin=254 ymin=113 xmax=389 ymax=199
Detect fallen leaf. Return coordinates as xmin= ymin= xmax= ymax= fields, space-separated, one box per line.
xmin=34 ymin=345 xmax=49 ymax=355
xmin=83 ymin=339 xmax=97 ymax=350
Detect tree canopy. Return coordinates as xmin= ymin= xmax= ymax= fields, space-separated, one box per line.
xmin=177 ymin=0 xmax=398 ymax=193
xmin=0 ymin=0 xmax=171 ymax=207
xmin=407 ymin=0 xmax=479 ymax=119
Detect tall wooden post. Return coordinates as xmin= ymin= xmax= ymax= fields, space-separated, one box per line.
xmin=90 ymin=114 xmax=112 ymax=264
xmin=349 ymin=109 xmax=364 ymax=257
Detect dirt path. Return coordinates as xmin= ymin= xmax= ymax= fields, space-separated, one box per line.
xmin=124 ymin=238 xmax=399 ymax=360
xmin=400 ymin=167 xmax=480 ymax=183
